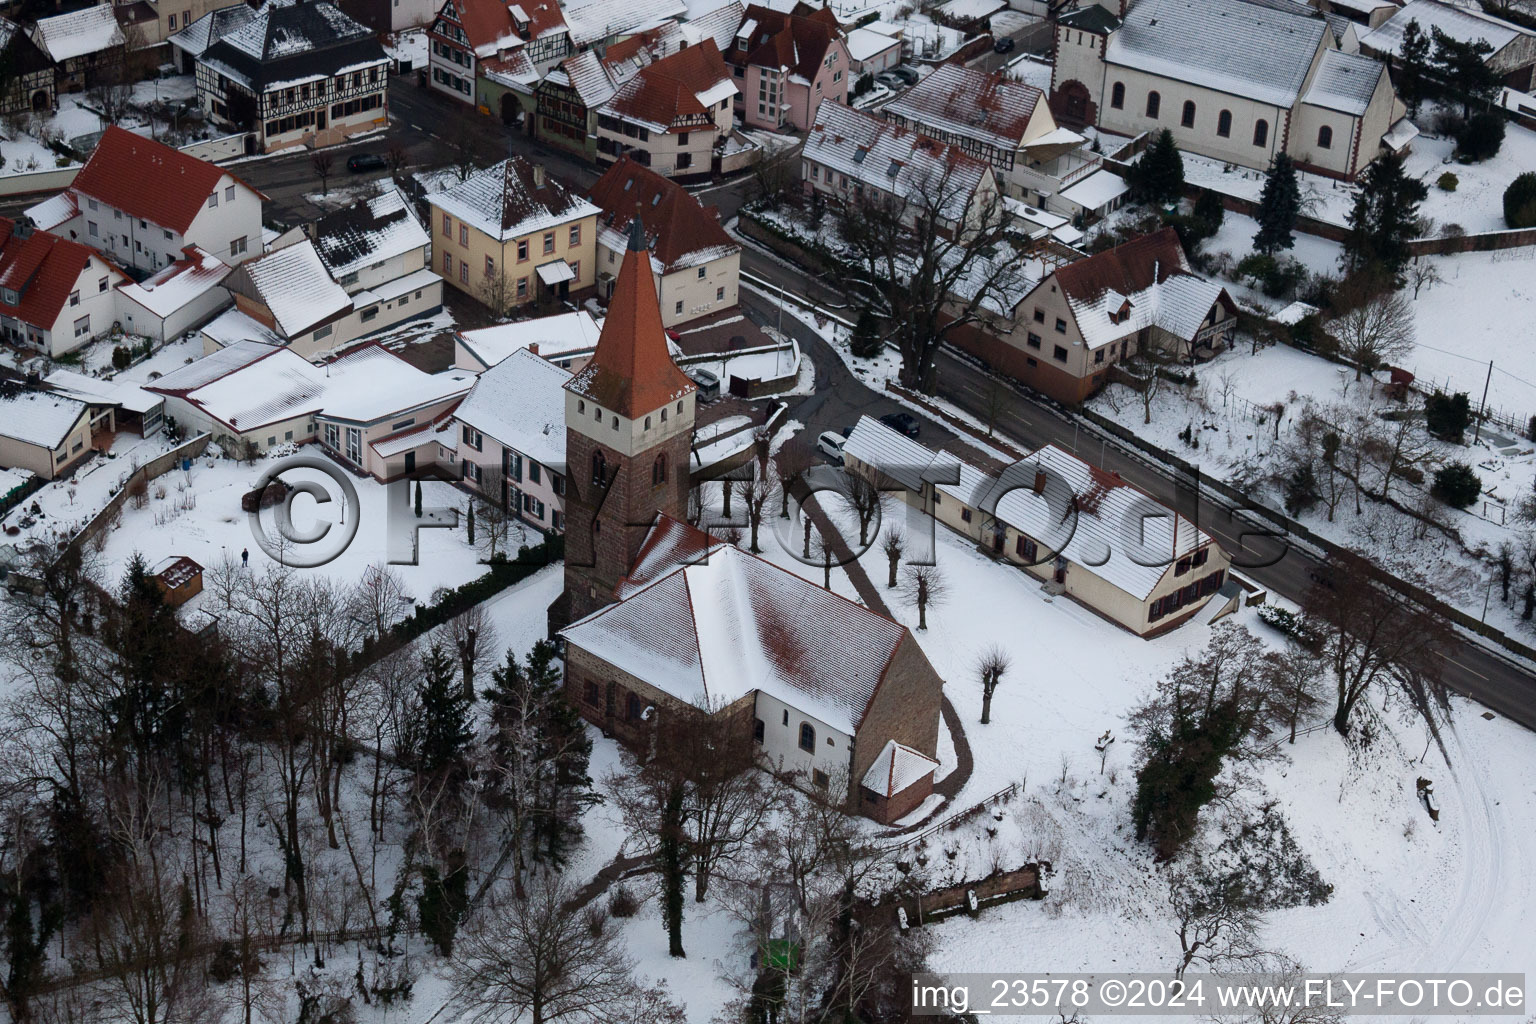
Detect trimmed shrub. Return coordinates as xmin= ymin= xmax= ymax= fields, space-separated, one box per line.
xmin=1436 ymin=171 xmax=1458 ymax=192
xmin=1424 ymin=391 xmax=1471 ymax=443
xmin=1454 ymin=112 xmax=1505 ymax=162
xmin=1432 ymin=462 xmax=1481 ymax=509
xmin=1506 ymin=172 xmax=1536 ymax=229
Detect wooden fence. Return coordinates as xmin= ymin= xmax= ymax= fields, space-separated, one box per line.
xmin=59 ymin=434 xmax=212 ymax=563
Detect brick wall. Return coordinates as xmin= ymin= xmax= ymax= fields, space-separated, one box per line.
xmin=849 ymin=633 xmax=945 ymax=801
xmin=563 ymin=425 xmax=693 ymax=623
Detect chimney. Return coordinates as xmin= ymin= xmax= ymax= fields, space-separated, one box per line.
xmin=532 ymin=164 xmax=546 ymax=187
xmin=13 ymin=216 xmax=34 ymax=241
xmin=528 ymin=342 xmax=540 ymax=355
xmin=1032 ymin=468 xmax=1046 ymax=495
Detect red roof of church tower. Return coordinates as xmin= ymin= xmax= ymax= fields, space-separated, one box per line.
xmin=565 ymin=214 xmax=695 ymax=418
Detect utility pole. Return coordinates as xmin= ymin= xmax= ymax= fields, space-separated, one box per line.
xmin=1475 ymin=359 xmax=1493 ymax=444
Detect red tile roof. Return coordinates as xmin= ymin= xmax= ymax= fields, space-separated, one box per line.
xmin=69 ymin=126 xmax=266 ymax=235
xmin=602 ymin=39 xmax=731 ymax=131
xmin=565 ymin=215 xmax=695 ymax=418
xmin=443 ymin=0 xmax=565 ymax=54
xmin=730 ymin=4 xmax=842 ymax=80
xmin=0 ymin=218 xmax=117 ymax=331
xmin=1052 ymin=227 xmax=1189 ymax=305
xmin=588 ymin=155 xmax=737 ymax=273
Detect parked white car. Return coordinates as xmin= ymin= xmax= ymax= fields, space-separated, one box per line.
xmin=817 ymin=430 xmax=847 ymax=464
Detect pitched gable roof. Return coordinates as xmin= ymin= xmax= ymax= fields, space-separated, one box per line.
xmin=0 ymin=386 xmax=89 ymax=449
xmin=426 ymin=156 xmax=600 ymax=241
xmin=730 ymin=3 xmax=843 ymax=81
xmin=1105 ymin=0 xmax=1327 ymax=107
xmin=453 ymin=347 xmax=572 ymax=468
xmin=565 ymin=216 xmax=695 ymax=417
xmin=239 ymin=239 xmax=352 ymax=338
xmin=1301 ymin=47 xmax=1387 ymax=116
xmin=29 ymin=4 xmax=124 ymax=63
xmin=587 ymin=155 xmax=738 ymax=273
xmin=883 ymin=62 xmax=1045 ymax=152
xmin=561 ymin=538 xmax=912 ymax=734
xmin=0 ymin=218 xmax=117 ymax=332
xmin=804 ymin=99 xmax=990 ymax=224
xmin=70 ymin=126 xmax=265 ymax=235
xmin=310 ymin=185 xmax=429 ymax=279
xmin=599 ymin=38 xmax=735 ymax=131
xmin=442 ymin=0 xmax=566 ymax=57
xmin=1053 ymin=227 xmax=1189 ymax=308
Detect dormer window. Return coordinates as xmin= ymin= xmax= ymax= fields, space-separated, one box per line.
xmin=0 ymin=287 xmax=17 ymax=305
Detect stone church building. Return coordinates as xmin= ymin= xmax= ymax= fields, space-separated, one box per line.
xmin=550 ymin=218 xmax=947 ymax=823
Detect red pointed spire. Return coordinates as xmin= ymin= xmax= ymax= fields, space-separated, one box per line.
xmin=565 ymin=206 xmax=695 ymax=419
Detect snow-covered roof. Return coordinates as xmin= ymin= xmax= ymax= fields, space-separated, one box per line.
xmin=861 ymin=739 xmax=939 ymax=798
xmin=148 ymin=339 xmax=276 ymax=392
xmin=1301 ymin=48 xmax=1385 ymax=116
xmin=562 ymin=0 xmax=686 ymax=45
xmin=168 ymin=2 xmax=257 ymax=58
xmin=935 ymin=0 xmax=1006 ymax=22
xmin=845 ymin=25 xmax=900 ymax=62
xmin=805 ymin=99 xmax=991 ymax=224
xmin=561 ymin=533 xmax=913 ymax=735
xmin=200 ymin=308 xmax=286 ymax=350
xmin=844 ymin=416 xmax=1214 ymax=600
xmin=43 ymin=369 xmax=163 ymax=415
xmin=240 ymin=239 xmax=352 ymax=338
xmin=311 ymin=185 xmax=428 ymax=280
xmin=1362 ymin=0 xmax=1531 ymax=58
xmin=30 ymin=4 xmax=124 ymax=63
xmin=457 ymin=310 xmax=603 ymax=368
xmin=370 ymin=417 xmax=454 ymax=459
xmin=1106 ymin=0 xmax=1327 ymax=107
xmin=453 ymin=348 xmax=571 ymax=468
xmin=1272 ymin=300 xmax=1319 ymax=325
xmin=117 ymin=246 xmax=230 ymax=320
xmin=1057 ymin=168 xmax=1130 ymax=212
xmin=145 ymin=343 xmax=473 ymax=432
xmin=0 ymin=388 xmax=88 ymax=449
xmin=426 ymin=158 xmax=600 ymax=243
xmin=1047 ymin=227 xmax=1229 ymax=348
xmin=25 ymin=192 xmax=78 ymax=233
xmin=883 ymin=63 xmax=1046 ymax=155
xmin=1382 ymin=116 xmax=1419 ymax=150
xmin=616 ymin=513 xmax=726 ymax=599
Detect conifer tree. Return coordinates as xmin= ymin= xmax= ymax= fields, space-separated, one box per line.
xmin=1129 ymin=129 xmax=1185 ymax=206
xmin=1396 ymin=19 xmax=1433 ymax=116
xmin=414 ymin=642 xmax=471 ymax=782
xmin=1342 ymin=151 xmax=1427 ymax=281
xmin=1253 ymin=154 xmax=1302 ymax=255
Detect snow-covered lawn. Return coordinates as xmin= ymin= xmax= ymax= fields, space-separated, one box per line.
xmin=80 ymin=450 xmax=487 ymax=614
xmin=848 ymin=522 xmax=1536 ymax=989
xmin=1182 ymin=111 xmax=1536 ymax=234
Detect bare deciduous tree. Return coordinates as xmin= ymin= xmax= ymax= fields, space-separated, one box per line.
xmin=841 ymin=466 xmax=883 ymax=547
xmin=448 ymin=604 xmax=495 ymax=701
xmin=882 ymin=528 xmax=905 ymax=588
xmin=836 ymin=162 xmax=1026 ymax=392
xmin=1325 ymin=287 xmax=1415 ymax=381
xmin=1266 ymin=642 xmax=1326 ymax=744
xmin=976 ymin=643 xmax=1011 ymax=725
xmin=774 ymin=442 xmax=813 ymax=519
xmin=900 ymin=562 xmax=948 ymax=630
xmin=311 ymin=151 xmax=334 ymax=197
xmin=1303 ymin=555 xmax=1449 ymax=741
xmin=450 ymin=874 xmax=647 ymax=1024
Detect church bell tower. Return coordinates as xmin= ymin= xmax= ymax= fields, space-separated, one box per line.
xmin=556 ymin=214 xmax=697 ymax=627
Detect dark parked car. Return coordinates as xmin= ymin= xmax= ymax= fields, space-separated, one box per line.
xmin=893 ymin=66 xmax=920 ymax=85
xmin=993 ymin=36 xmax=1015 ymax=53
xmin=347 ymin=152 xmax=388 ymax=173
xmin=880 ymin=412 xmax=921 ymax=438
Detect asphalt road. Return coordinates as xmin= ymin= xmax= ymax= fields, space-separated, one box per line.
xmin=741 ymin=277 xmax=1536 ymax=733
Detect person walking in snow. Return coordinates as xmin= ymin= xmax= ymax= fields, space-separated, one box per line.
xmin=241 ymin=547 xmax=249 ymax=568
